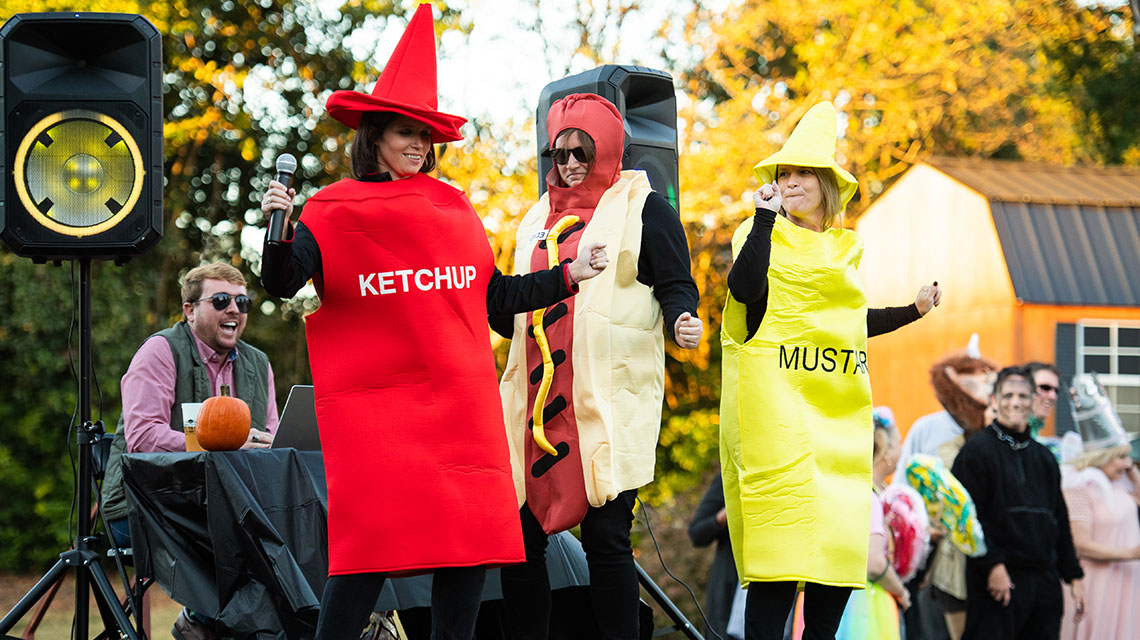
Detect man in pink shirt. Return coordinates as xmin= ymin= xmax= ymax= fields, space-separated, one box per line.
xmin=100 ymin=262 xmax=279 ymax=640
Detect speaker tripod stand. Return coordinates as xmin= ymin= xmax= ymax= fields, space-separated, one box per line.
xmin=0 ymin=259 xmax=140 ymax=640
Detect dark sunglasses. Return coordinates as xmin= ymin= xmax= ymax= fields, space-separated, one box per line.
xmin=1036 ymin=383 xmax=1058 ymax=393
xmin=542 ymin=146 xmax=589 ymax=165
xmin=192 ymin=292 xmax=252 ymax=314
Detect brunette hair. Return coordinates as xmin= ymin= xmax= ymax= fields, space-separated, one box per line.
xmin=872 ymin=408 xmax=897 ymax=460
xmin=1025 ymin=361 xmax=1060 ymax=380
xmin=181 ymin=263 xmax=246 ymax=304
xmin=350 ymin=111 xmax=436 ymax=178
xmin=552 ymin=128 xmax=597 ymax=186
xmin=993 ymin=366 xmax=1033 ymax=396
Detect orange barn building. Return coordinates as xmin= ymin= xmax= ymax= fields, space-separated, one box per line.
xmin=856 ymin=157 xmax=1140 ymax=445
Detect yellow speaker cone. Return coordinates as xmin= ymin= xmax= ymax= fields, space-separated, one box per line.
xmin=13 ymin=109 xmax=144 ymax=238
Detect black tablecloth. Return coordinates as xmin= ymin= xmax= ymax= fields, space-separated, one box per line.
xmin=121 ymin=449 xmax=591 ymax=639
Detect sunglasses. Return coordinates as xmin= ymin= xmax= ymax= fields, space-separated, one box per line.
xmin=192 ymin=292 xmax=252 ymax=314
xmin=542 ymin=146 xmax=589 ymax=165
xmin=1036 ymin=383 xmax=1058 ymax=393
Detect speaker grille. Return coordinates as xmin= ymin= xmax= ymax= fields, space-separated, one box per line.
xmin=13 ymin=109 xmax=144 ymax=237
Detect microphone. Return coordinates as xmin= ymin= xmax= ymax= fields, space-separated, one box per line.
xmin=266 ymin=153 xmax=297 ymax=245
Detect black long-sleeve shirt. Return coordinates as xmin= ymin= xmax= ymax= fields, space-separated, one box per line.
xmin=726 ymin=207 xmax=922 ymax=340
xmin=951 ymin=421 xmax=1084 ymax=581
xmin=488 ymin=191 xmax=700 ymax=343
xmin=261 ymin=175 xmax=574 ymax=316
xmin=687 ymin=473 xmax=737 ymax=639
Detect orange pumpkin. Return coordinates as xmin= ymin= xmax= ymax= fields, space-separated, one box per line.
xmin=196 ymin=385 xmax=252 ymax=451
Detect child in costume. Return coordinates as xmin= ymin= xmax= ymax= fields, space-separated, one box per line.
xmin=835 ymin=408 xmax=911 ymax=640
xmin=259 ymin=6 xmax=608 ymax=639
xmin=720 ymin=101 xmax=941 ymax=640
xmin=495 ymin=93 xmax=702 ymax=640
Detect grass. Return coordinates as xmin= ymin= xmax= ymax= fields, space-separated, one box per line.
xmin=0 ymin=571 xmax=182 ymax=639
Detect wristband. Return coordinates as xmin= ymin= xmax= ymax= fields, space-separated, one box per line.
xmin=868 ymin=565 xmax=890 ymax=583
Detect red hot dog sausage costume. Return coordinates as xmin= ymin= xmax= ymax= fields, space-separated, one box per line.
xmin=500 ymin=94 xmax=664 ymax=533
xmin=304 ymin=4 xmax=524 ymax=576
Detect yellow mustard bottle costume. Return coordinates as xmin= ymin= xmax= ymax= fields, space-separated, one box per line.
xmin=720 ymin=213 xmax=872 ymax=588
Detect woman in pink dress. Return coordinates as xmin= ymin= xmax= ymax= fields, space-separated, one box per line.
xmin=1061 ymin=441 xmax=1140 ymax=640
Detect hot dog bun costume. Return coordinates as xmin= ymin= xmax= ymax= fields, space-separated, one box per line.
xmin=500 ymin=94 xmax=663 ymax=533
xmin=304 ymin=4 xmax=523 ymax=575
xmin=720 ymin=101 xmax=872 ymax=588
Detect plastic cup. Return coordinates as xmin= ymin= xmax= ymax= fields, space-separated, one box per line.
xmin=185 ymin=426 xmax=204 ymax=452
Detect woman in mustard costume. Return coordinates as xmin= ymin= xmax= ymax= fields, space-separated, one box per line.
xmin=720 ymin=101 xmax=941 ymax=640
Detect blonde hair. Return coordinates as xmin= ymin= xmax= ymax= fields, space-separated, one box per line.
xmin=1075 ymin=444 xmax=1132 ymax=471
xmin=182 ymin=263 xmax=246 ymax=303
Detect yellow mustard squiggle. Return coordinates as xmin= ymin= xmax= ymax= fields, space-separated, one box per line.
xmin=531 ymin=215 xmax=580 ymax=456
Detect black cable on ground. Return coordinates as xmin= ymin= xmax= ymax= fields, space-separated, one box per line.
xmin=636 ymin=495 xmax=724 ymax=640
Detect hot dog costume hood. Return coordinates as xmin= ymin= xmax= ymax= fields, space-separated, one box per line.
xmin=500 ymin=94 xmax=664 ymax=534
xmin=721 ymin=102 xmax=872 ymax=588
xmin=302 ymin=4 xmax=524 ymax=575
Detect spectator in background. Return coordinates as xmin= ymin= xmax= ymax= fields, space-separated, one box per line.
xmin=1025 ymin=362 xmax=1064 ymax=460
xmin=952 ymin=366 xmax=1084 ymax=639
xmin=1060 ymin=374 xmax=1140 ymax=640
xmin=1025 ymin=362 xmax=1060 ymax=437
xmin=689 ymin=472 xmax=738 ymax=639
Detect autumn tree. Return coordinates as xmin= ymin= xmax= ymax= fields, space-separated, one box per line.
xmin=662 ymin=0 xmax=1140 ymax=419
xmin=0 ymin=0 xmax=466 ymax=570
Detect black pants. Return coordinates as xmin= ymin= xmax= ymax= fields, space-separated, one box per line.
xmin=500 ymin=489 xmax=639 ymax=640
xmin=744 ymin=581 xmax=852 ymax=640
xmin=315 ymin=566 xmax=486 ymax=640
xmin=962 ymin=567 xmax=1062 ymax=640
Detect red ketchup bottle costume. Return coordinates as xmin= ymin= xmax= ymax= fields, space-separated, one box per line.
xmin=260 ymin=5 xmax=584 ymax=638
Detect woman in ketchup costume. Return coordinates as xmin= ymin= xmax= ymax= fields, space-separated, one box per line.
xmin=260 ymin=6 xmax=607 ymax=639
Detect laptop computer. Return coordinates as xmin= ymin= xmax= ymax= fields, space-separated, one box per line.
xmin=271 ymin=385 xmax=321 ymax=451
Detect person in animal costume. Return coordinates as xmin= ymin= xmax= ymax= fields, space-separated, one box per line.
xmin=259 ymin=6 xmax=608 ymax=639
xmin=720 ymin=100 xmax=941 ymax=640
xmin=907 ymin=345 xmax=998 ymax=640
xmin=494 ymin=93 xmax=702 ymax=639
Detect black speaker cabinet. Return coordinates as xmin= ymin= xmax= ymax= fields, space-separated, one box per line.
xmin=0 ymin=12 xmax=163 ymax=262
xmin=537 ymin=65 xmax=680 ymax=214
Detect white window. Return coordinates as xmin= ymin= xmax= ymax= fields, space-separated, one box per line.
xmin=1076 ymin=321 xmax=1140 ymax=444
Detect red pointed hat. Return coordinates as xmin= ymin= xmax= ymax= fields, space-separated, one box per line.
xmin=325 ymin=3 xmax=466 ymax=142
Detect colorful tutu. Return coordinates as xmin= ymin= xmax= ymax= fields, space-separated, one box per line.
xmin=833 ymin=583 xmax=900 ymax=640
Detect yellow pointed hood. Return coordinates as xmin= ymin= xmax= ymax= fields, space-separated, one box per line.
xmin=753 ymin=101 xmax=858 ymax=209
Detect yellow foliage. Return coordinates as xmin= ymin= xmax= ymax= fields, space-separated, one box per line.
xmin=681 ymin=0 xmax=1102 ymax=226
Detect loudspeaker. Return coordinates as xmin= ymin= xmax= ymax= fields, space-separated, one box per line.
xmin=537 ymin=65 xmax=680 ymax=214
xmin=0 ymin=12 xmax=163 ymax=263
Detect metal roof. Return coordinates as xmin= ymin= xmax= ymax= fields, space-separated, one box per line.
xmin=923 ymin=158 xmax=1140 ymax=306
xmin=989 ymin=201 xmax=1140 ymax=306
xmin=927 ymin=156 xmax=1140 ymax=208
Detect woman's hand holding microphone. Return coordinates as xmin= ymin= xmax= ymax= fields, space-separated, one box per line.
xmin=262 ymin=181 xmax=295 ymax=222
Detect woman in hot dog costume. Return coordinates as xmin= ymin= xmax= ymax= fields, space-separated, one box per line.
xmin=259 ymin=7 xmax=608 ymax=639
xmin=721 ymin=101 xmax=940 ymax=640
xmin=494 ymin=93 xmax=702 ymax=640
